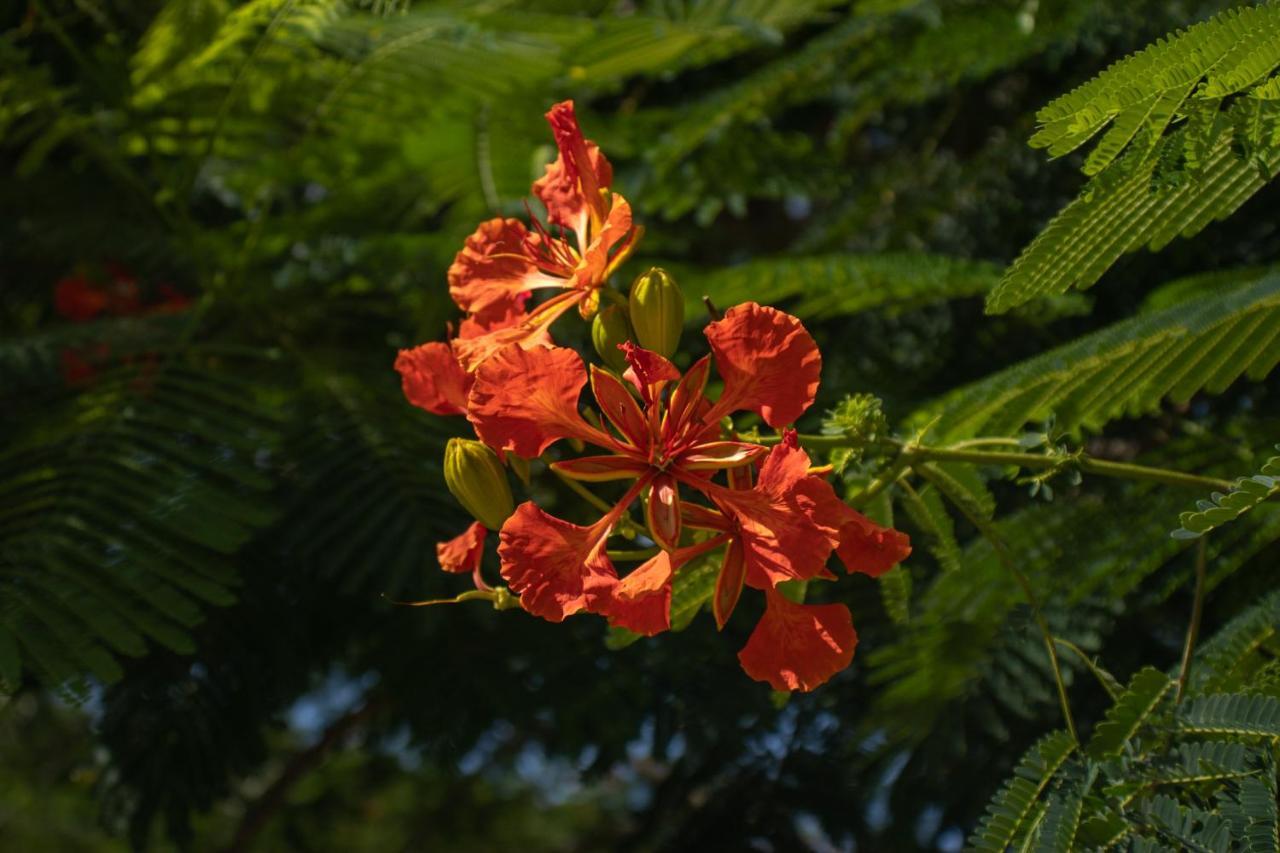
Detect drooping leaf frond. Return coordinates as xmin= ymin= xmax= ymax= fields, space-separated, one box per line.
xmin=1030 ymin=3 xmax=1280 ymax=172
xmin=0 ymin=351 xmax=281 ymax=693
xmin=926 ymin=270 xmax=1280 ymax=440
xmin=990 ymin=3 xmax=1280 ymax=312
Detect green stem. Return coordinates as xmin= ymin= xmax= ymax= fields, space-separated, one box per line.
xmin=919 ymin=466 xmax=1079 ymax=744
xmin=848 ymin=450 xmax=915 ymax=508
xmin=549 ymin=468 xmax=641 ymax=539
xmin=779 ymin=433 xmax=1234 ymax=493
xmin=917 ymin=447 xmax=1233 ymax=492
xmin=1176 ymin=539 xmax=1208 ymax=704
xmin=1053 ymin=637 xmax=1119 ymax=700
xmin=607 ymin=547 xmax=660 ymax=561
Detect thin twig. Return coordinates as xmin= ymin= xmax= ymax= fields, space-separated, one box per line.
xmin=1176 ymin=539 xmax=1209 ymax=703
xmin=919 ymin=466 xmax=1079 ymax=743
xmin=1054 ymin=637 xmax=1119 ymax=700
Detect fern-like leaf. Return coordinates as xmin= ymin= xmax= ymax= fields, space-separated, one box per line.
xmin=991 ymin=98 xmax=1280 ymax=313
xmin=927 ymin=270 xmax=1280 ymax=440
xmin=1030 ymin=4 xmax=1280 ymax=169
xmin=968 ymin=729 xmax=1077 ymax=852
xmin=1179 ymin=693 xmax=1280 ymax=737
xmin=1173 ymin=447 xmax=1280 ymax=539
xmin=1087 ymin=667 xmax=1174 ymax=759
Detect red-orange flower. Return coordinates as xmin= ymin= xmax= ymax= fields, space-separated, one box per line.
xmin=476 ymin=302 xmax=864 ymax=665
xmin=395 ymin=297 xmax=546 ymax=417
xmin=397 ymin=100 xmax=640 ymax=417
xmin=446 ymin=101 xmax=640 ymax=366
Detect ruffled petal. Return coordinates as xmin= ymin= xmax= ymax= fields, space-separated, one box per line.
xmin=436 ymin=522 xmax=489 ymax=590
xmin=833 ymin=511 xmax=912 ymax=577
xmin=737 ymin=590 xmax=857 ymax=692
xmin=699 ymin=441 xmax=837 ymax=588
xmin=707 ymin=483 xmax=834 ymax=589
xmin=457 ymin=294 xmax=531 ymax=339
xmin=705 ymin=302 xmax=821 ymax=428
xmin=467 ymin=344 xmax=610 ymax=458
xmin=594 ymin=550 xmax=674 ymax=636
xmin=497 ymin=502 xmax=617 ymax=622
xmin=793 ymin=472 xmax=912 ymax=577
xmin=395 ymin=341 xmax=471 ymax=416
xmin=534 ymin=100 xmax=613 ymax=231
xmin=451 ymin=290 xmax=578 ymax=373
xmin=448 ymin=218 xmax=565 ymax=323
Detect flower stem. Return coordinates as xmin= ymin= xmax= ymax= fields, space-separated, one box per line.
xmin=1053 ymin=637 xmax=1119 ymax=700
xmin=1175 ymin=539 xmax=1208 ymax=704
xmin=914 ymin=446 xmax=1233 ymax=492
xmin=780 ymin=433 xmax=1235 ymax=493
xmin=918 ymin=465 xmax=1079 ymax=744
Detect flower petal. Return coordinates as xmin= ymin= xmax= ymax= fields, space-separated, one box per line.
xmin=497 ymin=502 xmax=617 ymax=622
xmin=705 ymin=302 xmax=821 ymax=428
xmin=574 ymin=195 xmax=634 ymax=290
xmin=448 ymin=218 xmax=565 ymax=322
xmin=589 ymin=364 xmax=650 ymax=450
xmin=55 ymin=275 xmax=109 ymax=322
xmin=619 ymin=341 xmax=680 ymax=406
xmin=534 ymin=100 xmax=613 ymax=231
xmin=551 ymin=455 xmax=650 ymax=482
xmin=699 ymin=440 xmax=837 ymax=588
xmin=395 ymin=341 xmax=471 ymax=416
xmin=713 ymin=538 xmax=746 ymax=629
xmin=436 ymin=522 xmax=489 ymax=590
xmin=793 ymin=473 xmax=912 ymax=577
xmin=594 ymin=550 xmax=674 ymax=636
xmin=467 ymin=344 xmax=611 ymax=458
xmin=737 ymin=590 xmax=857 ymax=692
xmin=645 ymin=473 xmax=682 ymax=551
xmin=679 ymin=441 xmax=767 ymax=471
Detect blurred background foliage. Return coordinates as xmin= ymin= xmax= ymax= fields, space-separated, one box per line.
xmin=2 ymin=0 xmax=1278 ymax=849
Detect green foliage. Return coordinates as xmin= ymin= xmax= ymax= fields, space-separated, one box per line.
xmin=969 ymin=729 xmax=1077 ymax=853
xmin=693 ymin=253 xmax=998 ymax=318
xmin=925 ymin=270 xmax=1280 ymax=440
xmin=992 ymin=3 xmax=1280 ymax=312
xmin=1086 ymin=667 xmax=1173 ymax=758
xmin=1174 ymin=447 xmax=1280 ymax=539
xmin=0 ymin=352 xmax=280 ymax=692
xmin=6 ymin=0 xmax=1280 ymax=849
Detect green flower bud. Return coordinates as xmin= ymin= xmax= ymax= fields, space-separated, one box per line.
xmin=628 ymin=267 xmax=684 ymax=358
xmin=591 ymin=305 xmax=632 ymax=372
xmin=444 ymin=438 xmax=514 ymax=530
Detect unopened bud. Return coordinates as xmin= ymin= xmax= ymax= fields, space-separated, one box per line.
xmin=628 ymin=268 xmax=684 ymax=358
xmin=444 ymin=438 xmax=514 ymax=530
xmin=592 ymin=305 xmax=632 ymax=372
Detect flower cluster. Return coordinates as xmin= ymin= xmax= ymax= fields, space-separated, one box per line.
xmin=397 ymin=102 xmax=910 ymax=692
xmin=54 ymin=261 xmax=191 ymax=385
